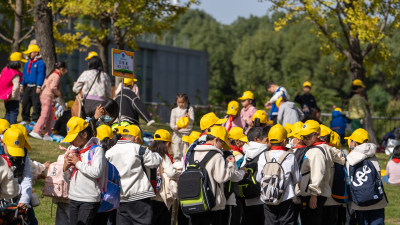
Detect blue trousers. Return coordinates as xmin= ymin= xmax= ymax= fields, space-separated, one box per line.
xmin=356 ymin=208 xmax=385 ymax=225
xmin=4 ymin=100 xmax=19 ymax=125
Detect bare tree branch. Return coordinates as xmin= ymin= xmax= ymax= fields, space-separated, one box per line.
xmin=334 ymin=3 xmax=351 ymax=48
xmin=0 ymin=32 xmax=12 ymax=43
xmin=18 ymin=26 xmax=35 ymax=44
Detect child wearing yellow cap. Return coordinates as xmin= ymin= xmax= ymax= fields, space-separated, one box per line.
xmin=115 ymin=77 xmax=139 ymax=97
xmin=252 ymin=110 xmax=269 ymax=128
xmin=169 ymin=93 xmax=194 ymax=162
xmin=345 ymin=128 xmax=387 ymax=225
xmin=349 ymin=79 xmax=368 ymax=132
xmin=30 ymin=62 xmax=68 ymax=141
xmin=105 ymin=125 xmax=162 ymax=225
xmin=0 ymin=52 xmax=25 ymax=125
xmin=238 ymin=91 xmax=257 ymax=128
xmin=223 ymin=100 xmax=246 ymax=132
xmin=294 ymin=81 xmax=318 ymax=116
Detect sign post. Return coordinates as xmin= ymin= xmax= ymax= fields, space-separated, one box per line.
xmin=111 ymin=49 xmax=135 ymax=124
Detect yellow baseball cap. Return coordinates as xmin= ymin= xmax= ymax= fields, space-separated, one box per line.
xmin=122 ymin=125 xmax=142 ymax=138
xmin=298 ymin=120 xmax=320 ymax=137
xmin=227 ymin=101 xmax=240 ymax=116
xmin=334 ymin=107 xmax=342 ymax=113
xmin=63 ymin=117 xmax=89 ymax=143
xmin=252 ymin=110 xmax=268 ymax=124
xmin=23 ymin=44 xmax=40 ymax=55
xmin=238 ymin=91 xmax=254 ymax=101
xmin=9 ymin=52 xmax=27 ymax=63
xmin=208 ymin=126 xmax=231 ymax=150
xmin=66 ymin=100 xmax=74 ymax=110
xmin=276 ymin=97 xmax=283 ymax=108
xmin=330 ymin=131 xmax=341 ymax=149
xmin=176 ymin=117 xmax=189 ymax=129
xmin=287 ymin=121 xmax=303 ymax=139
xmin=303 ymin=81 xmax=312 ymax=88
xmin=268 ymin=124 xmax=287 ymax=144
xmin=123 ymin=78 xmax=137 ymax=85
xmin=200 ymin=112 xmax=228 ymax=131
xmin=10 ymin=124 xmax=31 ymax=150
xmin=284 ymin=123 xmax=292 ymax=134
xmin=320 ymin=124 xmax=332 ymax=137
xmin=3 ymin=127 xmax=26 ymax=157
xmin=96 ymin=125 xmax=113 ymax=141
xmin=182 ymin=131 xmax=201 ymax=145
xmin=85 ymin=51 xmax=98 ymax=61
xmin=114 ymin=125 xmax=127 ymax=135
xmin=352 ymin=79 xmax=366 ymax=88
xmin=345 ymin=128 xmax=369 ymax=144
xmin=0 ymin=119 xmax=10 ymax=134
xmin=228 ymin=127 xmax=248 ymax=143
xmin=154 ymin=129 xmax=172 ymax=142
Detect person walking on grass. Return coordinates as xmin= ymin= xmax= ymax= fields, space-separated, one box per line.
xmin=30 ymin=62 xmax=67 ymax=141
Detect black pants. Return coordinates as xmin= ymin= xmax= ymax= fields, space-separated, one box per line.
xmin=4 ymin=100 xmax=19 ymax=125
xmin=264 ymin=200 xmax=295 ymax=225
xmin=293 ymin=203 xmax=301 ymax=225
xmin=21 ymin=86 xmax=41 ymax=122
xmin=177 ymin=204 xmax=189 ymax=225
xmin=117 ymin=198 xmax=153 ymax=225
xmin=245 ymin=204 xmax=264 ymax=225
xmin=300 ymin=196 xmax=327 ymax=225
xmin=93 ymin=211 xmax=109 ymax=225
xmin=151 ymin=200 xmax=171 ymax=225
xmin=323 ymin=205 xmax=339 ymax=225
xmin=190 ymin=210 xmax=224 ymax=225
xmin=69 ymin=200 xmax=100 ymax=225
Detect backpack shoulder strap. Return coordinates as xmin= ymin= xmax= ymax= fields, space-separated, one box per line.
xmin=312 ymin=145 xmax=326 ymax=158
xmin=87 ymin=145 xmax=99 ymax=163
xmin=198 ymin=150 xmax=219 ymax=167
xmin=138 ymin=146 xmax=148 ymax=176
xmin=277 ymin=151 xmax=291 ymax=164
xmin=249 ymin=149 xmax=267 ymax=163
xmin=265 ymin=151 xmax=271 ymax=163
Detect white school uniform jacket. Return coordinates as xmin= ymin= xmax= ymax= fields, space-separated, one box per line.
xmin=106 ymin=140 xmax=162 ymax=202
xmin=0 ymin=156 xmax=19 ymax=199
xmin=63 ymin=137 xmax=106 ymax=203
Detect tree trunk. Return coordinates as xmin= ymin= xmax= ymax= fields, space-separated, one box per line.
xmin=98 ymin=15 xmax=110 ymax=74
xmin=34 ymin=0 xmax=57 ymax=75
xmin=11 ymin=0 xmax=23 ymax=52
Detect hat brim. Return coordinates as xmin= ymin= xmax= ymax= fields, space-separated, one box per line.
xmin=182 ymin=136 xmax=189 ymax=143
xmin=24 ymin=140 xmax=32 ymax=151
xmin=215 ymin=118 xmax=228 ymax=125
xmin=222 ymin=141 xmax=231 ymax=150
xmin=298 ymin=129 xmax=316 ymax=137
xmin=63 ymin=133 xmax=79 ymax=143
xmin=239 ymin=136 xmax=248 ymax=143
xmin=21 ymin=59 xmax=27 ymax=63
xmin=23 ymin=50 xmax=30 ymax=55
xmin=227 ymin=109 xmax=239 ymax=116
xmin=7 ymin=146 xmax=25 ymax=157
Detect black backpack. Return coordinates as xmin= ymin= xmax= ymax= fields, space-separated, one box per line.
xmin=178 ymin=150 xmax=218 ymax=215
xmin=238 ymin=150 xmax=266 ymax=199
xmin=222 ymin=151 xmax=239 ymax=200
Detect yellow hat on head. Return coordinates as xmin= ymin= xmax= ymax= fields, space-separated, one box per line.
xmin=352 ymin=79 xmax=366 ymax=88
xmin=228 ymin=127 xmax=248 ymax=143
xmin=298 ymin=120 xmax=320 ymax=137
xmin=154 ymin=129 xmax=172 ymax=142
xmin=10 ymin=52 xmax=27 ymax=63
xmin=238 ymin=91 xmax=254 ymax=101
xmin=114 ymin=125 xmax=127 ymax=135
xmin=85 ymin=51 xmax=98 ymax=61
xmin=330 ymin=131 xmax=341 ymax=149
xmin=123 ymin=78 xmax=137 ymax=85
xmin=208 ymin=126 xmax=231 ymax=150
xmin=227 ymin=101 xmax=240 ymax=116
xmin=10 ymin=124 xmax=31 ymax=150
xmin=334 ymin=108 xmax=342 ymax=113
xmin=200 ymin=112 xmax=228 ymax=131
xmin=284 ymin=123 xmax=292 ymax=134
xmin=276 ymin=97 xmax=283 ymax=108
xmin=3 ymin=128 xmax=26 ymax=157
xmin=303 ymin=81 xmax=312 ymax=88
xmin=320 ymin=124 xmax=332 ymax=137
xmin=96 ymin=125 xmax=113 ymax=141
xmin=66 ymin=100 xmax=74 ymax=110
xmin=287 ymin=121 xmax=303 ymax=139
xmin=122 ymin=125 xmax=142 ymax=138
xmin=345 ymin=128 xmax=369 ymax=144
xmin=183 ymin=131 xmax=201 ymax=145
xmin=252 ymin=110 xmax=268 ymax=124
xmin=0 ymin=119 xmax=10 ymax=134
xmin=23 ymin=44 xmax=40 ymax=55
xmin=63 ymin=117 xmax=89 ymax=143
xmin=268 ymin=124 xmax=287 ymax=144
xmin=176 ymin=117 xmax=189 ymax=129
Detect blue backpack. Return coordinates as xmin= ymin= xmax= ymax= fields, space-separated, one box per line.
xmin=348 ymin=159 xmax=385 ymax=206
xmin=331 ymin=163 xmax=349 ymax=203
xmin=88 ymin=145 xmax=121 ymax=213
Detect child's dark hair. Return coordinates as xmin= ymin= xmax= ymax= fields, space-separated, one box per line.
xmin=249 ymin=99 xmax=256 ymax=107
xmin=6 ymin=61 xmax=21 ymax=70
xmin=9 ymin=149 xmax=27 ymax=179
xmin=321 ymin=135 xmax=330 ymax=144
xmin=149 ymin=140 xmax=168 ymax=158
xmin=206 ymin=134 xmax=217 ymax=142
xmin=78 ymin=122 xmax=96 ymax=141
xmin=265 ymin=81 xmax=276 ymax=90
xmin=88 ymin=56 xmax=103 ymax=83
xmin=47 ymin=61 xmax=66 ymax=78
xmin=253 ymin=118 xmax=267 ymax=127
xmin=247 ymin=126 xmax=270 ymax=142
xmin=393 ymin=145 xmax=400 ymax=159
xmin=175 ymin=93 xmax=190 ymax=113
xmin=100 ymin=99 xmax=119 ymax=120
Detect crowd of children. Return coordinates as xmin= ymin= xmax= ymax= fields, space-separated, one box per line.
xmin=0 ymin=47 xmax=396 ymax=225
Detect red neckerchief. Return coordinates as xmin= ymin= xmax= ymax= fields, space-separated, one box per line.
xmin=312 ymin=141 xmax=327 ymax=146
xmin=227 ymin=115 xmax=234 ymax=132
xmin=120 ymin=138 xmax=128 ymax=140
xmin=72 ymin=144 xmax=95 ymax=177
xmin=202 ymin=143 xmax=213 ymax=146
xmin=200 ymin=133 xmax=207 ymax=136
xmin=27 ymin=59 xmax=39 ymax=73
xmin=1 ymin=155 xmax=11 ymax=167
xmin=393 ymin=158 xmax=400 ymax=163
xmin=294 ymin=145 xmax=307 ymax=149
xmin=270 ymin=146 xmax=286 ymax=151
xmin=231 ymin=145 xmax=244 ymax=155
xmin=166 ymin=152 xmax=174 ymax=164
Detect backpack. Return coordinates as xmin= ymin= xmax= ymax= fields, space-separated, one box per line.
xmin=238 ymin=150 xmax=266 ymax=199
xmin=42 ymin=154 xmax=69 ymax=200
xmin=178 ymin=150 xmax=218 ymax=215
xmin=260 ymin=151 xmax=290 ymax=205
xmin=348 ymin=159 xmax=385 ymax=206
xmin=138 ymin=146 xmax=159 ymax=193
xmin=300 ymin=146 xmax=326 ymax=193
xmin=87 ymin=145 xmax=121 ymax=213
xmin=331 ymin=162 xmax=349 ymax=203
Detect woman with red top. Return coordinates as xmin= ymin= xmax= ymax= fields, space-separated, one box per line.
xmin=30 ymin=62 xmax=67 ymax=141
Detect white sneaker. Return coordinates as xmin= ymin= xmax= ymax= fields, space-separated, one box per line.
xmin=19 ymin=121 xmax=29 ymax=126
xmin=43 ymin=135 xmax=53 ymax=142
xmin=29 ymin=132 xmax=42 ymax=140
